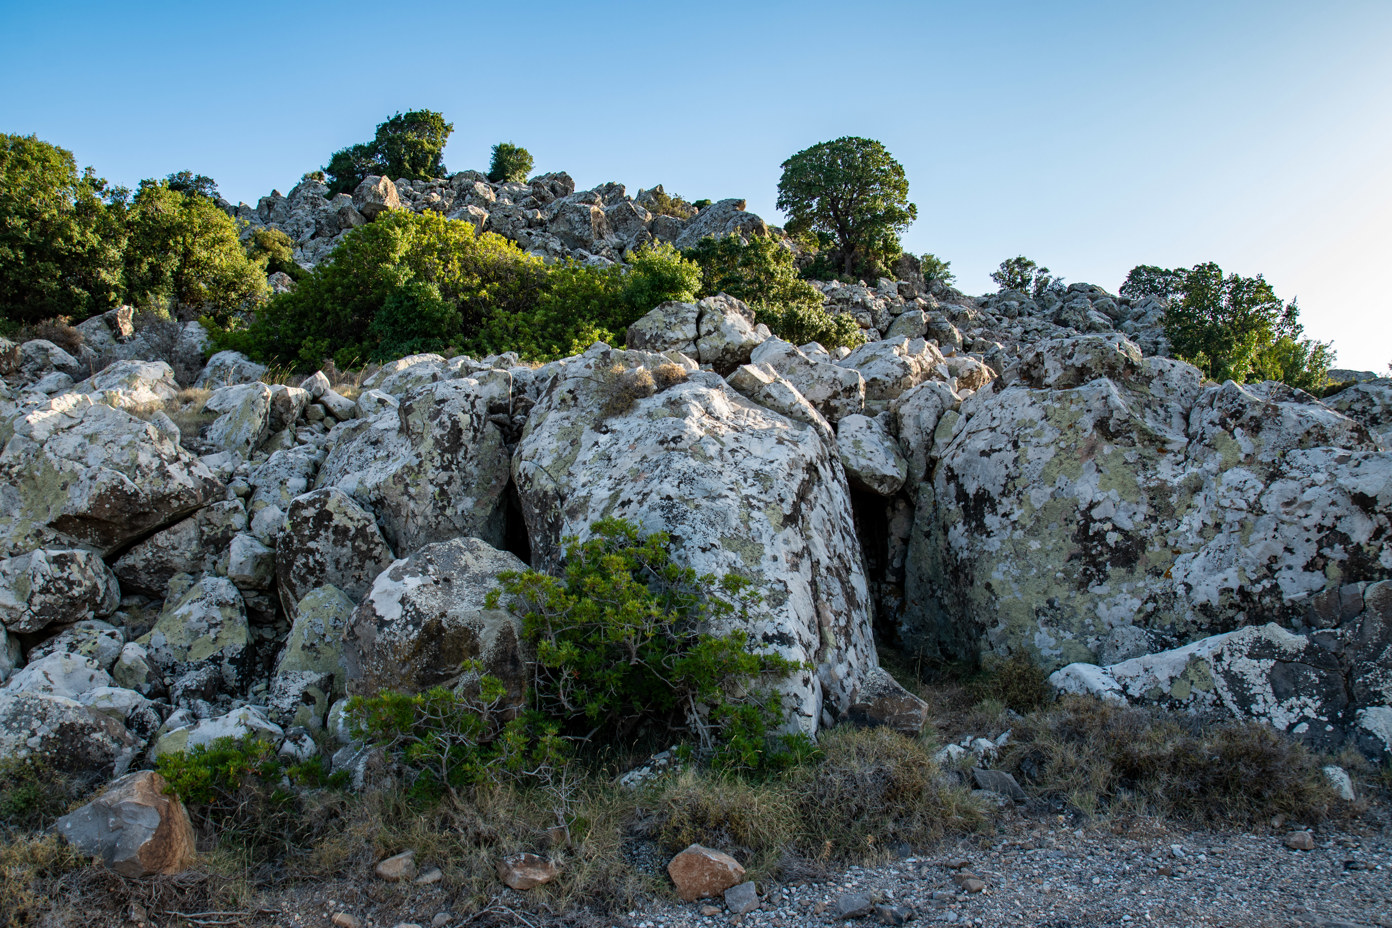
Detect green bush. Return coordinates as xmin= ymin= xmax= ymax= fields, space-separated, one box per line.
xmin=991 ymin=255 xmax=1061 ymax=299
xmin=487 ymin=142 xmax=534 ymax=184
xmin=163 ymin=170 xmax=219 ymax=200
xmin=245 ymin=226 xmax=306 ymax=281
xmin=0 ymin=134 xmax=126 ymax=325
xmin=325 ymin=110 xmax=453 ymax=196
xmin=489 ymin=518 xmax=811 ymax=773
xmin=223 ymin=210 xmax=547 ymax=368
xmin=468 ymin=242 xmax=701 ymax=363
xmin=122 ymin=180 xmax=268 ymax=320
xmin=682 ymin=233 xmax=863 ymax=350
xmin=1122 ymin=261 xmax=1332 ymax=390
xmin=642 ymin=187 xmax=697 ymax=219
xmin=348 ymin=667 xmax=565 ymax=803
xmin=919 ymin=252 xmax=955 ymax=285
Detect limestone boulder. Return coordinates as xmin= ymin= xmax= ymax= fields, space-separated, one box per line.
xmin=1324 ymin=379 xmax=1392 ymax=448
xmin=194 ymin=351 xmax=266 ymax=390
xmin=54 ymin=770 xmax=196 ymax=877
xmin=75 ymin=360 xmax=179 ymax=411
xmin=672 ymin=199 xmax=768 ymax=250
xmin=835 ymin=414 xmax=909 ymax=497
xmin=0 ymin=690 xmax=136 ymax=775
xmin=315 ymin=378 xmax=511 ymax=555
xmin=548 ymin=200 xmax=610 ymax=252
xmin=137 ymin=575 xmax=250 ymax=692
xmin=902 ymin=335 xmax=1392 ymax=669
xmin=0 ymin=395 xmax=223 ymax=557
xmin=153 ymin=705 xmax=283 ymax=759
xmin=203 ymin=382 xmax=274 ymax=458
xmin=27 ymin=619 xmax=125 ymax=670
xmin=352 ymin=175 xmax=400 ymax=221
xmin=725 ymin=363 xmax=832 ymax=442
xmin=0 ymin=547 xmax=120 ymax=634
xmin=113 ymin=500 xmax=247 ymax=596
xmin=15 ymin=340 xmax=82 ymax=385
xmin=275 ymin=488 xmax=396 ymax=620
xmin=514 ymin=345 xmax=877 ymax=731
xmin=5 ymin=653 xmax=112 ymax=700
xmin=749 ymin=338 xmax=866 ymax=423
xmin=274 ymin=585 xmax=356 ymax=699
xmin=344 ymin=537 xmax=528 ymax=698
xmin=838 ymin=337 xmax=945 ymax=404
xmin=626 ymin=296 xmax=768 ymax=373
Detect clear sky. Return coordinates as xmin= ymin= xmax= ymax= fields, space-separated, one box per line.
xmin=4 ymin=0 xmax=1390 ymax=372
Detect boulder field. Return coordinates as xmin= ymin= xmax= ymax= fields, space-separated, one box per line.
xmin=2 ymin=195 xmax=1391 ymax=787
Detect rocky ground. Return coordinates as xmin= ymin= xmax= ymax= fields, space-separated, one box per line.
xmin=78 ymin=810 xmax=1392 ymax=928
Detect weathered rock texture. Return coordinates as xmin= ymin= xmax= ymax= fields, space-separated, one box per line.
xmin=54 ymin=770 xmax=196 ymax=877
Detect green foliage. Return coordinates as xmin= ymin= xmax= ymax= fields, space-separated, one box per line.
xmin=0 ymin=757 xmax=81 ymax=831
xmin=991 ymin=255 xmax=1060 ymax=299
xmin=325 ymin=110 xmax=453 ymax=196
xmin=348 ymin=666 xmax=566 ymax=802
xmin=777 ymin=136 xmax=917 ymax=279
xmin=642 ymin=187 xmax=697 ymax=219
xmin=469 ymin=242 xmax=701 ymax=363
xmin=691 ymin=198 xmax=712 ymax=210
xmin=122 ymin=180 xmax=268 ymax=320
xmin=487 ymin=142 xmax=534 ymax=184
xmin=919 ymin=252 xmax=955 ymax=285
xmin=245 ymin=226 xmax=306 ymax=281
xmin=0 ymin=134 xmax=126 ymax=324
xmin=489 ymin=518 xmax=811 ymax=773
xmin=164 ymin=170 xmax=219 ymax=200
xmin=682 ymin=233 xmax=864 ymax=350
xmin=156 ymin=736 xmax=284 ymax=808
xmin=1124 ymin=261 xmax=1332 ymax=390
xmin=226 ymin=210 xmax=546 ymax=368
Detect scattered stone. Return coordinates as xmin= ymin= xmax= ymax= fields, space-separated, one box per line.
xmin=874 ymin=903 xmax=914 ymax=925
xmin=836 ymin=892 xmax=875 ymax=918
xmin=331 ymin=914 xmax=361 ymax=928
xmin=724 ymin=880 xmax=760 ymax=915
xmin=53 ymin=770 xmax=195 ymax=877
xmin=496 ymin=852 xmax=559 ymax=890
xmin=375 ymin=849 xmax=418 ymax=882
xmin=667 ymin=844 xmax=746 ymax=901
xmin=1285 ymin=831 xmax=1317 ymax=851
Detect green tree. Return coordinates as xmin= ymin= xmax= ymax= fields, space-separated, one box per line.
xmin=919 ymin=252 xmax=955 ymax=285
xmin=325 ymin=110 xmax=454 ymax=196
xmin=123 ymin=180 xmax=268 ymax=319
xmin=487 ymin=142 xmax=533 ymax=184
xmin=991 ymin=255 xmax=1059 ymax=298
xmin=0 ymin=134 xmax=126 ymax=325
xmin=227 ymin=210 xmax=546 ymax=368
xmin=776 ymin=137 xmax=917 ymax=279
xmin=164 ymin=170 xmax=219 ymax=200
xmin=244 ymin=227 xmax=305 ymax=281
xmin=1124 ymin=261 xmax=1332 ymax=390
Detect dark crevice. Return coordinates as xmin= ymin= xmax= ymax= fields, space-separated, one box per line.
xmin=849 ymin=487 xmax=901 ymax=649
xmin=502 ymin=479 xmax=533 ymax=566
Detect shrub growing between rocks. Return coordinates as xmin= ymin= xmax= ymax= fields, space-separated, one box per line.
xmin=324 ymin=110 xmax=453 ymax=196
xmin=487 ymin=142 xmax=533 ymax=184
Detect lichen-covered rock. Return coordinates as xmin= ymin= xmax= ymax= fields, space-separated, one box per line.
xmin=75 ymin=360 xmax=179 ymax=411
xmin=316 ymin=378 xmax=511 ymax=554
xmin=838 ymin=337 xmax=945 ymax=404
xmin=1324 ymin=379 xmax=1392 ymax=448
xmin=352 ymin=175 xmax=401 ymax=221
xmin=152 ymin=705 xmax=282 ymax=759
xmin=267 ymin=669 xmax=334 ymax=730
xmin=203 ymin=382 xmax=274 ymax=458
xmin=222 ymin=532 xmax=275 ymax=591
xmin=0 ymin=395 xmax=223 ymax=557
xmin=0 ymin=547 xmax=120 ymax=634
xmin=113 ymin=500 xmax=247 ymax=596
xmin=275 ymin=488 xmax=396 ymax=621
xmin=725 ymin=362 xmax=832 ymax=442
xmin=28 ymin=619 xmax=125 ymax=670
xmin=247 ymin=446 xmax=321 ymax=520
xmin=137 ymin=575 xmax=249 ymax=691
xmin=842 ymin=665 xmax=930 ymax=736
xmin=749 ymin=338 xmax=866 ymax=423
xmin=274 ymin=585 xmax=356 ymax=699
xmin=5 ymin=653 xmax=113 ymax=700
xmin=193 ymin=350 xmax=266 ymax=390
xmin=344 ymin=538 xmax=528 ymax=698
xmin=903 ymin=335 xmax=1392 ymax=669
xmin=672 ymin=198 xmax=768 ymax=250
xmin=0 ymin=690 xmax=136 ymax=775
xmin=888 ymin=379 xmax=959 ymax=484
xmin=514 ymin=345 xmax=876 ymax=732
xmin=54 ymin=770 xmax=196 ymax=877
xmin=0 ymin=627 xmax=19 ymax=684
xmin=835 ymin=414 xmax=908 ymax=496
xmin=626 ymin=295 xmax=768 ymax=374
xmin=15 ymin=339 xmax=82 ymax=385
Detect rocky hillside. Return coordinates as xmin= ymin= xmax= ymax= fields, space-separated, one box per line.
xmin=1 ymin=168 xmax=1391 ymax=800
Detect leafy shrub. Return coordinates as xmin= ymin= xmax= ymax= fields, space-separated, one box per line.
xmin=123 ymin=180 xmax=268 ymax=320
xmin=691 ymin=198 xmax=712 ymax=210
xmin=919 ymin=252 xmax=955 ymax=285
xmin=488 ymin=142 xmax=534 ymax=184
xmin=991 ymin=255 xmax=1061 ymax=299
xmin=223 ymin=210 xmax=546 ymax=368
xmin=468 ymin=242 xmax=701 ymax=363
xmin=489 ymin=518 xmax=811 ymax=773
xmin=163 ymin=170 xmax=219 ymax=200
xmin=325 ymin=110 xmax=453 ymax=196
xmin=0 ymin=134 xmax=126 ymax=325
xmin=642 ymin=187 xmax=697 ymax=219
xmin=1122 ymin=261 xmax=1332 ymax=390
xmin=348 ymin=667 xmax=565 ymax=803
xmin=0 ymin=757 xmax=82 ymax=831
xmin=245 ymin=226 xmax=306 ymax=281
xmin=756 ymin=301 xmax=865 ymax=350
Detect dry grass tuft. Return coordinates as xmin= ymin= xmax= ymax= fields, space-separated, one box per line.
xmin=15 ymin=317 xmax=85 ymax=356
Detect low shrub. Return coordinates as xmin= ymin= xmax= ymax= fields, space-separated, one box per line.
xmin=755 ymin=300 xmax=865 ymax=350
xmin=245 ymin=226 xmax=306 ymax=281
xmin=489 ymin=518 xmax=812 ymax=773
xmin=967 ymin=650 xmax=1051 ymax=713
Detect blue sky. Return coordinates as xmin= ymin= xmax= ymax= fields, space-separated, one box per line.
xmin=4 ymin=0 xmax=1390 ymax=372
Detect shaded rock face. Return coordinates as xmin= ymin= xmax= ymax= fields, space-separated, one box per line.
xmin=0 ymin=395 xmax=224 ymax=557
xmin=275 ymin=487 xmax=396 ymax=621
xmin=513 ymin=345 xmax=877 ymax=731
xmin=54 ymin=770 xmax=195 ymax=877
xmin=316 ymin=378 xmax=511 ymax=555
xmin=0 ymin=548 xmax=120 ymax=634
xmin=903 ymin=335 xmax=1392 ymax=669
xmin=344 ymin=537 xmax=529 ymax=699
xmin=1052 ymin=579 xmax=1392 ymax=757
xmin=0 ymin=690 xmax=136 ymax=775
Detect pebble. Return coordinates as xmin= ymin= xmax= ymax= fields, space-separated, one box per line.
xmin=1285 ymin=831 xmax=1317 ymax=851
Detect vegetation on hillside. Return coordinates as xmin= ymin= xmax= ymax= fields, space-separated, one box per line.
xmin=324 ymin=110 xmax=453 ymax=196
xmin=487 ymin=141 xmax=533 ymax=184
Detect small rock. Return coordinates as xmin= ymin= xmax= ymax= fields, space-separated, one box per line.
xmin=700 ymin=905 xmax=722 ymax=917
xmin=431 ymin=915 xmax=452 ymax=928
xmin=874 ymin=903 xmax=914 ymax=926
xmin=1156 ymin=864 xmax=1174 ymax=877
xmin=1321 ymin=765 xmax=1356 ymax=801
xmin=836 ymin=893 xmax=875 ymax=918
xmin=667 ymin=844 xmax=746 ymax=901
xmin=1284 ymin=831 xmax=1316 ymax=851
xmin=375 ymin=849 xmax=418 ymax=881
xmin=497 ymin=852 xmax=558 ymax=890
xmin=415 ymin=867 xmax=443 ymax=885
xmin=331 ymin=914 xmax=360 ymax=928
xmin=725 ymin=880 xmax=759 ymax=915
xmin=970 ymin=767 xmax=1027 ymax=803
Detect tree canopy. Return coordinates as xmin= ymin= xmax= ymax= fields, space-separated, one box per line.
xmin=325 ymin=110 xmax=454 ymax=196
xmin=991 ymin=255 xmax=1060 ymax=299
xmin=1121 ymin=261 xmax=1332 ymax=391
xmin=776 ymin=137 xmax=916 ymax=279
xmin=0 ymin=134 xmax=126 ymax=324
xmin=487 ymin=142 xmax=533 ymax=184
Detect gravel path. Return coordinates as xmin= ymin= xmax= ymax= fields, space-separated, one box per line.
xmin=266 ymin=813 xmax=1392 ymax=928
